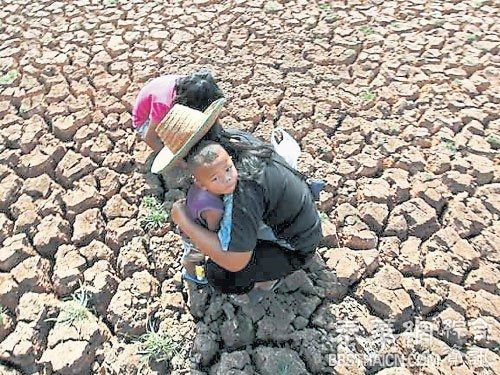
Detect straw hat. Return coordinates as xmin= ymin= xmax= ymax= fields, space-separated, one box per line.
xmin=151 ymin=98 xmax=226 ymax=174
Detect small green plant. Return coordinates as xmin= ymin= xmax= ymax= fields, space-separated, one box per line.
xmin=319 ymin=3 xmax=336 ymax=21
xmin=0 ymin=70 xmax=20 ymax=85
xmin=137 ymin=322 xmax=180 ymax=366
xmin=313 ymin=112 xmax=326 ymax=121
xmin=359 ymin=26 xmax=374 ymax=35
xmin=467 ymin=33 xmax=478 ymax=42
xmin=141 ymin=196 xmax=169 ymax=231
xmin=360 ymin=89 xmax=376 ymax=102
xmin=0 ymin=305 xmax=7 ymax=326
xmin=142 ymin=195 xmax=159 ymax=209
xmin=324 ymin=12 xmax=337 ymax=22
xmin=441 ymin=138 xmax=457 ymax=153
xmin=47 ymin=286 xmax=90 ymax=326
xmin=389 ymin=124 xmax=400 ymax=135
xmin=486 ymin=134 xmax=500 ymax=149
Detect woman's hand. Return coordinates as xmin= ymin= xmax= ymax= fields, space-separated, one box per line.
xmin=171 ymin=199 xmax=190 ymax=228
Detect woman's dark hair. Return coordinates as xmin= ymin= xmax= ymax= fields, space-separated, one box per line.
xmin=174 ymin=70 xmax=224 ymax=111
xmin=194 ymin=123 xmax=275 ymax=181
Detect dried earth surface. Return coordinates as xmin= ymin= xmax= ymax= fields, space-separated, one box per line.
xmin=0 ymin=0 xmax=499 ymax=374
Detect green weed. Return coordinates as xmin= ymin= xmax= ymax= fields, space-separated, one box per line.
xmin=313 ymin=112 xmax=326 ymax=120
xmin=142 ymin=195 xmax=160 ymax=209
xmin=0 ymin=71 xmax=20 ymax=85
xmin=360 ymin=26 xmax=375 ymax=35
xmin=389 ymin=124 xmax=400 ymax=135
xmin=441 ymin=138 xmax=457 ymax=153
xmin=486 ymin=134 xmax=500 ymax=149
xmin=467 ymin=33 xmax=478 ymax=42
xmin=141 ymin=196 xmax=169 ymax=231
xmin=360 ymin=90 xmax=376 ymax=102
xmin=324 ymin=12 xmax=337 ymax=22
xmin=137 ymin=322 xmax=180 ymax=365
xmin=47 ymin=286 xmax=90 ymax=326
xmin=319 ymin=3 xmax=336 ymax=21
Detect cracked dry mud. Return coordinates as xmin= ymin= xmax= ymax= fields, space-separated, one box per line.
xmin=0 ymin=0 xmax=499 ymax=374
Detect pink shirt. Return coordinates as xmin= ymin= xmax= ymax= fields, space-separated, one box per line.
xmin=132 ymin=74 xmax=182 ymax=128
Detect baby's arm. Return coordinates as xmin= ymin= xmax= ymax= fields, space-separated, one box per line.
xmin=201 ymin=209 xmax=223 ymax=232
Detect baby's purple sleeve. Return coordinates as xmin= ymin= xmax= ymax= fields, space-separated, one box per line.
xmin=186 ymin=187 xmax=224 ymax=224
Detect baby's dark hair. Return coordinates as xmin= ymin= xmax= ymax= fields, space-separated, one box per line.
xmin=185 ymin=140 xmax=222 ymax=173
xmin=175 ymin=70 xmax=224 ymax=111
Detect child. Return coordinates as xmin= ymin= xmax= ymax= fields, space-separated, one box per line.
xmin=132 ymin=70 xmax=224 ymax=151
xmin=180 ymin=140 xmax=237 ymax=284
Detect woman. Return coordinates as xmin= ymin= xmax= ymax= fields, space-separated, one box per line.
xmin=153 ymin=99 xmax=322 ymax=302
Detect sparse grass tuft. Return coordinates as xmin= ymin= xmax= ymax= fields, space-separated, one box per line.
xmin=441 ymin=138 xmax=457 ymax=153
xmin=360 ymin=89 xmax=376 ymax=102
xmin=142 ymin=195 xmax=159 ymax=208
xmin=47 ymin=286 xmax=90 ymax=326
xmin=319 ymin=3 xmax=336 ymax=22
xmin=0 ymin=70 xmax=20 ymax=85
xmin=360 ymin=26 xmax=375 ymax=35
xmin=141 ymin=196 xmax=169 ymax=231
xmin=486 ymin=134 xmax=500 ymax=149
xmin=467 ymin=33 xmax=479 ymax=42
xmin=389 ymin=124 xmax=400 ymax=135
xmin=137 ymin=322 xmax=180 ymax=366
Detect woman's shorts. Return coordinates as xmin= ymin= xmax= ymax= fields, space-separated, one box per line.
xmin=136 ymin=119 xmax=151 ymax=138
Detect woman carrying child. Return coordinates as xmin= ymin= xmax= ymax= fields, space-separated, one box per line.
xmin=152 ymin=99 xmax=323 ymax=303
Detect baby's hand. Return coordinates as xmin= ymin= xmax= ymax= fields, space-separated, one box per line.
xmin=171 ymin=199 xmax=189 ymax=227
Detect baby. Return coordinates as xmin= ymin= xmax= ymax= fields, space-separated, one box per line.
xmin=180 ymin=140 xmax=238 ymax=284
